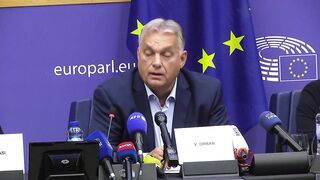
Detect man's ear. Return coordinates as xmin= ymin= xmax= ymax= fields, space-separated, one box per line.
xmin=180 ymin=50 xmax=187 ymax=68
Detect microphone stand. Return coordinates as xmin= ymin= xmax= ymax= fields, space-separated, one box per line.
xmin=124 ymin=157 xmax=133 ymax=180
xmin=276 ymin=136 xmax=285 ymax=152
xmin=101 ymin=158 xmax=117 ymax=180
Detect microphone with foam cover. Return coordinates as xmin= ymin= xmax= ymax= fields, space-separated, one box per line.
xmin=143 ymin=154 xmax=163 ymax=169
xmin=86 ymin=130 xmax=117 ymax=180
xmin=154 ymin=111 xmax=179 ymax=167
xmin=127 ymin=112 xmax=147 ymax=163
xmin=117 ymin=141 xmax=138 ymax=180
xmin=259 ymin=111 xmax=303 ymax=152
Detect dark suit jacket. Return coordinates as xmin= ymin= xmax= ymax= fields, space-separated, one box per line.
xmin=296 ymin=80 xmax=320 ymax=153
xmin=89 ymin=68 xmax=228 ymax=152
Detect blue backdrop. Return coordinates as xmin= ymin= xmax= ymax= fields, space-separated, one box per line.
xmin=0 ymin=0 xmax=319 ymax=170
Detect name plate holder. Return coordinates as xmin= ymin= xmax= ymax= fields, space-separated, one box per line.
xmin=98 ymin=163 xmax=157 ymax=180
xmin=181 ymin=160 xmax=240 ymax=179
xmin=0 ymin=170 xmax=24 ymax=180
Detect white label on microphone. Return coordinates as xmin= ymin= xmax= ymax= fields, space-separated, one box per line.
xmin=0 ymin=133 xmax=25 ymax=172
xmin=174 ymin=125 xmax=235 ymax=164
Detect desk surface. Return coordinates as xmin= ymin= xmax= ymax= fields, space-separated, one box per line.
xmin=163 ymin=173 xmax=315 ymax=180
xmin=14 ymin=155 xmax=320 ymax=180
xmin=15 ymin=172 xmax=317 ymax=180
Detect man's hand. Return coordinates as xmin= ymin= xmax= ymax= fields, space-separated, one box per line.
xmin=148 ymin=146 xmax=164 ymax=160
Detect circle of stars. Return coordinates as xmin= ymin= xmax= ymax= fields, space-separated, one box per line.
xmin=289 ymin=58 xmax=308 ymax=78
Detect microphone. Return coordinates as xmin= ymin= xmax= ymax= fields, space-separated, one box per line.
xmin=143 ymin=154 xmax=165 ymax=177
xmin=154 ymin=112 xmax=179 ymax=167
xmin=234 ymin=148 xmax=249 ymax=161
xmin=117 ymin=141 xmax=138 ymax=180
xmin=230 ymin=125 xmax=249 ymax=161
xmin=127 ymin=112 xmax=147 ymax=163
xmin=259 ymin=111 xmax=303 ymax=152
xmin=86 ymin=130 xmax=117 ymax=180
xmin=143 ymin=154 xmax=163 ymax=169
xmin=107 ymin=107 xmax=117 ymax=140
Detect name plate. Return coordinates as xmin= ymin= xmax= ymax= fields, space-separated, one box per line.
xmin=0 ymin=133 xmax=24 ymax=172
xmin=175 ymin=126 xmax=235 ymax=164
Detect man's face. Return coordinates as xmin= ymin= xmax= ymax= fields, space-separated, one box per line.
xmin=137 ymin=31 xmax=187 ymax=95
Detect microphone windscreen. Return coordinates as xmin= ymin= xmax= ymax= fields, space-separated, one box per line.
xmin=117 ymin=141 xmax=138 ymax=163
xmin=154 ymin=111 xmax=167 ymax=126
xmin=127 ymin=112 xmax=147 ymax=136
xmin=86 ymin=130 xmax=113 ymax=160
xmin=259 ymin=111 xmax=282 ymax=132
xmin=143 ymin=154 xmax=163 ymax=169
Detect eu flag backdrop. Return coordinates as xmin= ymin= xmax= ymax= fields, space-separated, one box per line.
xmin=127 ymin=0 xmax=267 ymax=133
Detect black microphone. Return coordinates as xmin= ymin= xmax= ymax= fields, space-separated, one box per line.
xmin=154 ymin=112 xmax=179 ymax=167
xmin=117 ymin=141 xmax=138 ymax=180
xmin=86 ymin=130 xmax=117 ymax=180
xmin=127 ymin=112 xmax=147 ymax=163
xmin=259 ymin=111 xmax=303 ymax=152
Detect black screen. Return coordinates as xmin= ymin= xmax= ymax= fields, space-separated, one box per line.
xmin=29 ymin=141 xmax=99 ymax=180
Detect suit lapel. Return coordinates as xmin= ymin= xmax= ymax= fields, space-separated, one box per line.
xmin=132 ymin=70 xmax=155 ymax=151
xmin=172 ymin=71 xmax=191 ymax=139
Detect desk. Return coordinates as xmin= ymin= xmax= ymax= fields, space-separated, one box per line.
xmin=242 ymin=173 xmax=315 ymax=180
xmin=12 ymin=155 xmax=320 ymax=180
xmin=163 ymin=173 xmax=315 ymax=180
xmin=17 ymin=172 xmax=318 ymax=180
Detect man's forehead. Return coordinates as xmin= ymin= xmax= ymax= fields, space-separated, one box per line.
xmin=142 ymin=43 xmax=175 ymax=52
xmin=147 ymin=28 xmax=176 ymax=36
xmin=141 ymin=31 xmax=178 ymax=48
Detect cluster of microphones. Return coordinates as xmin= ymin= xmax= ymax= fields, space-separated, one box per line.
xmin=85 ymin=111 xmax=178 ymax=180
xmin=85 ymin=109 xmax=309 ymax=179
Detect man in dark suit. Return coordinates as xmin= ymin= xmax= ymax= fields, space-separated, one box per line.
xmin=89 ymin=18 xmax=228 ymax=160
xmin=0 ymin=125 xmax=3 ymax=134
xmin=296 ymin=80 xmax=320 ymax=153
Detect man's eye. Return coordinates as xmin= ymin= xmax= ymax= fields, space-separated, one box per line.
xmin=144 ymin=50 xmax=153 ymax=56
xmin=163 ymin=51 xmax=173 ymax=58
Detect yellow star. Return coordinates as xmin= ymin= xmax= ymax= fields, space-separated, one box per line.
xmin=223 ymin=31 xmax=245 ymax=55
xmin=131 ymin=19 xmax=144 ymax=36
xmin=198 ymin=49 xmax=216 ymax=73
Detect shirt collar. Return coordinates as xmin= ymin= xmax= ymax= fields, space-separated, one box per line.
xmin=144 ymin=78 xmax=177 ymax=101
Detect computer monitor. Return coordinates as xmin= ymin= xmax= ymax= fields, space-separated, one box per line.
xmin=29 ymin=141 xmax=99 ymax=180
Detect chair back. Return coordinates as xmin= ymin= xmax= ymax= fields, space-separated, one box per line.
xmin=68 ymin=99 xmax=92 ymax=138
xmin=267 ymin=90 xmax=301 ymax=152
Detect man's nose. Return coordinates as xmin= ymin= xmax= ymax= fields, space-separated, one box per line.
xmin=152 ymin=54 xmax=162 ymax=67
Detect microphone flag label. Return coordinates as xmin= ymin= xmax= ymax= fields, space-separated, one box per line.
xmin=117 ymin=141 xmax=136 ymax=152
